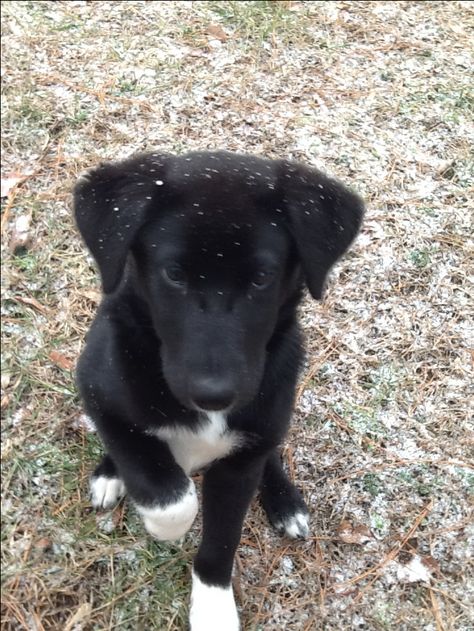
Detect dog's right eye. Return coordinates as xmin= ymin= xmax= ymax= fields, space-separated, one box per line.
xmin=162 ymin=265 xmax=187 ymax=287
xmin=251 ymin=270 xmax=276 ymax=290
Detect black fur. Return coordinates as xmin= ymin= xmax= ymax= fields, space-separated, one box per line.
xmin=74 ymin=150 xmax=363 ymax=607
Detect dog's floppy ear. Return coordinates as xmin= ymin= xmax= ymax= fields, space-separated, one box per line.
xmin=279 ymin=160 xmax=364 ymax=299
xmin=74 ymin=153 xmax=171 ymax=294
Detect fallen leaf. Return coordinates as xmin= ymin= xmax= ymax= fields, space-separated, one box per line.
xmin=49 ymin=351 xmax=74 ymax=370
xmin=35 ymin=537 xmax=52 ymax=552
xmin=79 ymin=289 xmax=101 ymax=304
xmin=9 ymin=214 xmax=32 ymax=253
xmin=1 ymin=173 xmax=27 ymax=198
xmin=337 ymin=520 xmax=373 ymax=545
xmin=332 ymin=584 xmax=359 ymax=597
xmin=206 ymin=24 xmax=229 ymax=41
xmin=64 ymin=602 xmax=92 ymax=631
xmin=112 ymin=502 xmax=125 ymax=527
xmin=15 ymin=295 xmax=49 ymax=315
xmin=420 ymin=555 xmax=440 ymax=575
xmin=396 ymin=554 xmax=436 ymax=583
xmin=1 ymin=372 xmax=12 ymax=389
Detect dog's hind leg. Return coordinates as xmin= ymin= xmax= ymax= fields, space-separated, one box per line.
xmin=260 ymin=450 xmax=310 ymax=539
xmin=90 ymin=454 xmax=126 ymax=510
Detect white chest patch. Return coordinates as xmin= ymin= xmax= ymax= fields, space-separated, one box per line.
xmin=152 ymin=412 xmax=243 ymax=475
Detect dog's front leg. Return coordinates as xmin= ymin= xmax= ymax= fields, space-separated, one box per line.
xmin=91 ymin=422 xmax=198 ymax=541
xmin=190 ymin=455 xmax=266 ymax=631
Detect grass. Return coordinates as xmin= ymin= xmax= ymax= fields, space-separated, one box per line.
xmin=2 ymin=1 xmax=474 ymax=630
xmin=210 ymin=1 xmax=306 ymax=42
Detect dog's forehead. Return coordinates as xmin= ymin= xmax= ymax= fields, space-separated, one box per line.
xmin=169 ymin=151 xmax=277 ymax=187
xmin=137 ymin=152 xmax=290 ymax=270
xmin=158 ymin=201 xmax=287 ymax=264
xmin=140 ymin=196 xmax=288 ymax=279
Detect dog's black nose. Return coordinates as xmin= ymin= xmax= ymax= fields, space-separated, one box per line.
xmin=190 ymin=377 xmax=235 ymax=412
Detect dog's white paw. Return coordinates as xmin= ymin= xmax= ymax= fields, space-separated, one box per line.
xmin=136 ymin=479 xmax=198 ymax=541
xmin=190 ymin=570 xmax=239 ymax=631
xmin=90 ymin=475 xmax=126 ymax=510
xmin=277 ymin=511 xmax=310 ymax=539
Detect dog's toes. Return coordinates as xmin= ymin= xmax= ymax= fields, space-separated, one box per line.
xmin=90 ymin=475 xmax=126 ymax=510
xmin=261 ymin=478 xmax=310 ymax=539
xmin=276 ymin=511 xmax=310 ymax=539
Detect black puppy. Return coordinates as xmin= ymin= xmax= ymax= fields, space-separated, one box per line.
xmin=74 ymin=150 xmax=363 ymax=630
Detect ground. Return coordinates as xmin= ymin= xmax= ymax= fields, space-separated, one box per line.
xmin=1 ymin=1 xmax=473 ymax=630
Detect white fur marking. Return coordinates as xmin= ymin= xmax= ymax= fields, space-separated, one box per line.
xmin=152 ymin=412 xmax=243 ymax=475
xmin=136 ymin=479 xmax=198 ymax=541
xmin=90 ymin=475 xmax=125 ymax=509
xmin=190 ymin=570 xmax=239 ymax=631
xmin=279 ymin=511 xmax=310 ymax=539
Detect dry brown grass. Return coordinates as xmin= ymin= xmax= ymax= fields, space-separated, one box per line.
xmin=2 ymin=1 xmax=473 ymax=629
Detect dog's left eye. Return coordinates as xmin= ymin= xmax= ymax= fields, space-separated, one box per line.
xmin=163 ymin=265 xmax=187 ymax=287
xmin=251 ymin=270 xmax=275 ymax=290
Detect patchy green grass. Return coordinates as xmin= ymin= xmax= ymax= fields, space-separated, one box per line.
xmin=2 ymin=1 xmax=473 ymax=630
xmin=210 ymin=1 xmax=308 ymax=43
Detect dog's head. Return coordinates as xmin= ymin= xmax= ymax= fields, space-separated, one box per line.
xmin=74 ymin=151 xmax=363 ymax=412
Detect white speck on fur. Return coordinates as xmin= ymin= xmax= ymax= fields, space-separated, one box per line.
xmin=155 ymin=180 xmax=164 ymax=185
